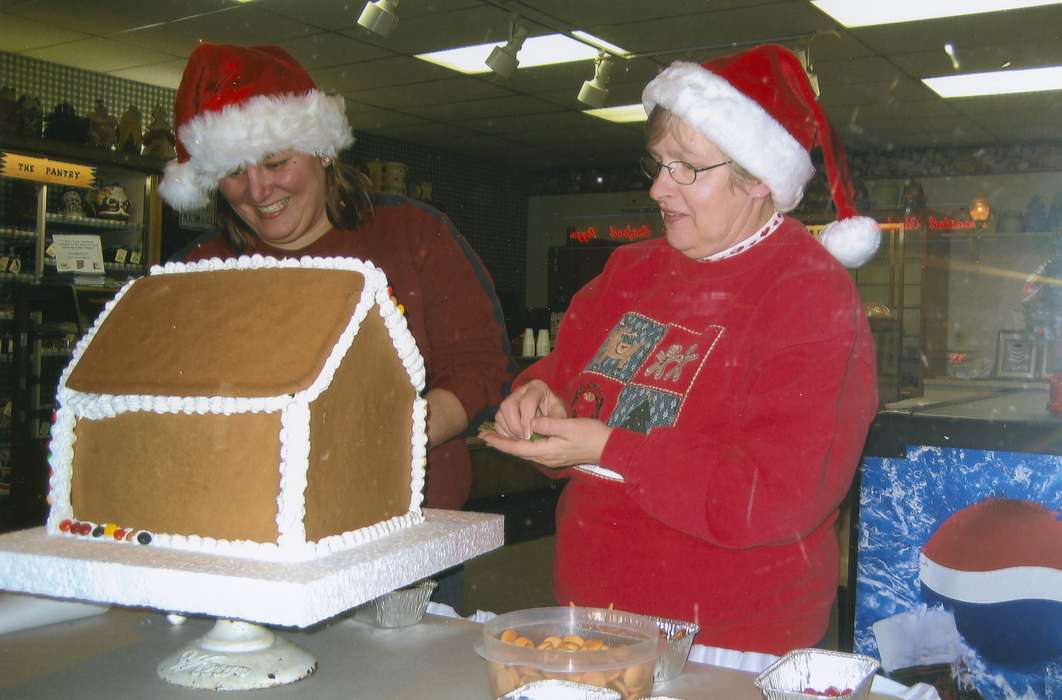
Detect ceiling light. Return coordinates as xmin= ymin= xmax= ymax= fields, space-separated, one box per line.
xmin=357 ymin=0 xmax=399 ymax=38
xmin=578 ymin=53 xmax=614 ymax=108
xmin=417 ymin=34 xmax=607 ymax=74
xmin=570 ymin=31 xmax=631 ymax=58
xmin=811 ymin=0 xmax=1062 ymax=27
xmin=582 ymin=103 xmax=646 ymax=123
xmin=485 ymin=18 xmax=530 ymax=78
xmin=923 ymin=64 xmax=1062 ymax=97
xmin=794 ymin=49 xmax=820 ymax=99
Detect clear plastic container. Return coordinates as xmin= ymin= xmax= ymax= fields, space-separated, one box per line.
xmin=474 ymin=607 xmax=667 ymax=700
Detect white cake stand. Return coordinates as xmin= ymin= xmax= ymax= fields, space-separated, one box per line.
xmin=0 ymin=509 xmax=504 ymax=691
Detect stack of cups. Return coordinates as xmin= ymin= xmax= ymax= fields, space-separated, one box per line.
xmin=522 ymin=328 xmax=535 ymax=357
xmin=536 ymin=329 xmax=550 ymax=356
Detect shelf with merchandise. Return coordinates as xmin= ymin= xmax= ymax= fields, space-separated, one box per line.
xmin=0 ymin=227 xmax=36 ymax=240
xmin=45 ymin=212 xmax=132 ymax=230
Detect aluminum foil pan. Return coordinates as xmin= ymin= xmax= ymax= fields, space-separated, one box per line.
xmin=501 ymin=679 xmax=621 ymax=700
xmin=646 ymin=615 xmax=700 ymax=682
xmin=753 ymin=648 xmax=880 ymax=700
xmin=369 ymin=579 xmax=437 ymax=628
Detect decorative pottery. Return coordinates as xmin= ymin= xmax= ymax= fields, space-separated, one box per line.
xmin=141 ymin=104 xmax=176 ymax=160
xmin=87 ymin=184 xmax=132 ymax=220
xmin=88 ymin=100 xmax=117 ymax=149
xmin=383 ymin=161 xmax=407 ymax=195
xmin=117 ymin=105 xmax=143 ymax=155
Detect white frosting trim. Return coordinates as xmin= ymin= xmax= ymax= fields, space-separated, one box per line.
xmin=46 ymin=255 xmax=428 ymax=562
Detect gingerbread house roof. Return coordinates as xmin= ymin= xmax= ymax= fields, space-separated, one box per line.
xmin=61 ymin=256 xmax=425 ymax=402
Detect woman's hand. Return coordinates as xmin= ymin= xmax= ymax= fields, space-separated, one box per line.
xmin=490 ymin=379 xmax=567 ymax=440
xmin=481 ymin=416 xmax=611 ymax=468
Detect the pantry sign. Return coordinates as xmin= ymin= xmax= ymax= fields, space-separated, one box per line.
xmin=0 ymin=151 xmax=96 ymax=189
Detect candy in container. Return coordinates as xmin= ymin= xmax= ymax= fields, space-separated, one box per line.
xmin=475 ymin=606 xmax=667 ymax=700
xmin=753 ymin=648 xmax=879 ymax=700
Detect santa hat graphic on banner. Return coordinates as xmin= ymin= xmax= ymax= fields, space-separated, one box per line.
xmin=158 ymin=43 xmax=353 ymax=211
xmin=642 ymin=43 xmax=880 ymax=267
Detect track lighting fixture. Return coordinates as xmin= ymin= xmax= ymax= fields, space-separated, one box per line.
xmin=485 ymin=17 xmax=530 ymax=78
xmin=357 ymin=0 xmax=400 ymax=38
xmin=578 ymin=53 xmax=614 ymax=108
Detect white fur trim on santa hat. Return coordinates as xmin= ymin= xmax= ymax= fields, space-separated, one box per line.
xmin=819 ymin=216 xmax=881 ymax=268
xmin=643 ymin=62 xmax=814 ymax=212
xmin=158 ymin=90 xmax=353 ymax=211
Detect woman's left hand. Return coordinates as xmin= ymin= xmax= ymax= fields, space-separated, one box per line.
xmin=480 ymin=416 xmax=612 ymax=469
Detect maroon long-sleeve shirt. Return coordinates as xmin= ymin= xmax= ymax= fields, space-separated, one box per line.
xmin=181 ymin=194 xmax=514 ymax=509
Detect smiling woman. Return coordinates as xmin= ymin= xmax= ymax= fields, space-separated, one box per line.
xmin=159 ymin=43 xmax=515 ymax=535
xmin=480 ymin=44 xmax=881 ymax=655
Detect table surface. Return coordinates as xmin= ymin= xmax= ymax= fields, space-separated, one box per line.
xmin=0 ymin=609 xmax=913 ymax=699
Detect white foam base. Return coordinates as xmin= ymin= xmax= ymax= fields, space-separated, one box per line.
xmin=0 ymin=509 xmax=503 ymax=628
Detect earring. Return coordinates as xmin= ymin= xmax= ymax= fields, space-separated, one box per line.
xmin=321 ymin=156 xmax=332 ymax=167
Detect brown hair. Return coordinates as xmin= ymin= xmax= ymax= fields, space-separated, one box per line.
xmin=645 ymin=105 xmax=763 ymax=195
xmin=215 ymin=156 xmax=374 ymax=253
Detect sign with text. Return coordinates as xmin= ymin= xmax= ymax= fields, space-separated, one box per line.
xmin=568 ymin=223 xmax=654 ymax=245
xmin=52 ymin=234 xmax=105 ymax=275
xmin=0 ymin=152 xmax=95 ymax=189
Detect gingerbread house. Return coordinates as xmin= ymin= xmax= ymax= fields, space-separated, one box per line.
xmin=45 ymin=255 xmax=427 ymax=561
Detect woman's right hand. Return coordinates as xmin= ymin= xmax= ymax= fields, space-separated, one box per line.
xmin=490 ymin=379 xmax=567 ymax=440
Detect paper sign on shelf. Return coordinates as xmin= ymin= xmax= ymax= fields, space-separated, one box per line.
xmin=52 ymin=234 xmax=105 ymax=275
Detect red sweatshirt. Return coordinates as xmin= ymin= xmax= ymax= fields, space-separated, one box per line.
xmin=518 ymin=216 xmax=877 ymax=654
xmin=181 ymin=194 xmax=515 ymax=510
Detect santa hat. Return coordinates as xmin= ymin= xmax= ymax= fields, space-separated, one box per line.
xmin=158 ymin=43 xmax=353 ymax=211
xmin=642 ymin=44 xmax=879 ymax=268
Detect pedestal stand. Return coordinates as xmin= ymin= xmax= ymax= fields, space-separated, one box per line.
xmin=156 ymin=619 xmax=317 ymax=690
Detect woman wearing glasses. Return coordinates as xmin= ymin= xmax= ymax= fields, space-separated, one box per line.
xmin=481 ymin=45 xmax=880 ymax=654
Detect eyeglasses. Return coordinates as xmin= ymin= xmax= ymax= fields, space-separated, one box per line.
xmin=639 ymin=155 xmax=732 ymax=185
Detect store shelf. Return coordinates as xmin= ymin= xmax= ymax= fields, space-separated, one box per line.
xmin=45 ymin=213 xmax=133 ymax=230
xmin=0 ymin=133 xmax=168 ymax=173
xmin=42 ymin=259 xmax=142 ymax=275
xmin=0 ymin=227 xmax=36 ymax=240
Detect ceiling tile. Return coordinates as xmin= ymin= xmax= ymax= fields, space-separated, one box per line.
xmin=4 ymin=0 xmax=227 ymax=36
xmin=460 ymin=110 xmax=596 ymax=134
xmin=313 ymin=56 xmax=456 ymax=94
xmin=108 ymin=59 xmax=188 ymax=90
xmin=115 ymin=5 xmax=318 ymax=58
xmin=850 ymin=5 xmax=1062 ymax=56
xmin=23 ymin=36 xmax=182 ymax=73
xmin=276 ymin=32 xmax=396 ymax=70
xmin=891 ymin=41 xmax=1062 ymax=79
xmin=0 ymin=14 xmax=88 ymax=52
xmin=399 ymin=94 xmax=563 ymax=122
xmin=347 ymin=76 xmax=516 ymax=109
xmin=602 ymin=3 xmax=826 ymax=56
xmin=347 ymin=109 xmax=431 ymax=131
xmin=523 ymin=0 xmax=801 ymax=28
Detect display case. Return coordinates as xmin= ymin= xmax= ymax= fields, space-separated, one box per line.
xmin=0 ymin=134 xmax=164 ymax=530
xmin=808 ymin=211 xmax=950 ymax=403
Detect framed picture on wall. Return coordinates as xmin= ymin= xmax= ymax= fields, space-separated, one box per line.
xmin=995 ymin=330 xmax=1037 ymax=379
xmin=1037 ymin=339 xmax=1062 ymax=378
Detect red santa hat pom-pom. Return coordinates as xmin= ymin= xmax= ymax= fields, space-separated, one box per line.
xmin=643 ymin=43 xmax=880 ymax=267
